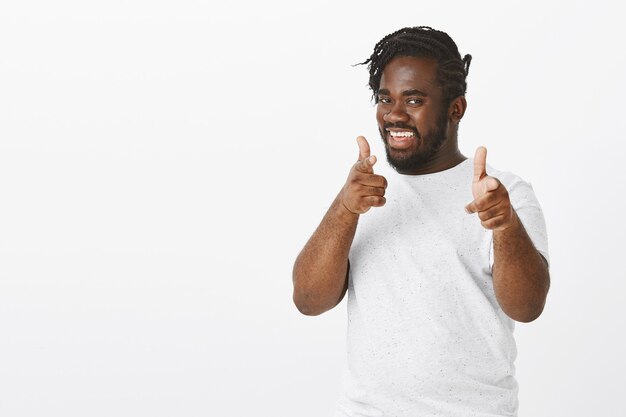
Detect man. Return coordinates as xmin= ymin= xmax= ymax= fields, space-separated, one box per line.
xmin=292 ymin=26 xmax=549 ymax=417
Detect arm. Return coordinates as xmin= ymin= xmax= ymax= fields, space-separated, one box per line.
xmin=292 ymin=195 xmax=358 ymax=316
xmin=465 ymin=147 xmax=550 ymax=322
xmin=292 ymin=136 xmax=387 ymax=316
xmin=491 ymin=211 xmax=550 ymax=322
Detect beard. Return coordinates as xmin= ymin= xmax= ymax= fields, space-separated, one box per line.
xmin=380 ymin=110 xmax=449 ymax=172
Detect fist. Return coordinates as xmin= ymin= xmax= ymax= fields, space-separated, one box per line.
xmin=464 ymin=147 xmax=517 ymax=231
xmin=340 ymin=136 xmax=388 ymax=214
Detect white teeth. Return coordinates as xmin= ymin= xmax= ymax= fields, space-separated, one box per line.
xmin=388 ymin=131 xmax=414 ymax=137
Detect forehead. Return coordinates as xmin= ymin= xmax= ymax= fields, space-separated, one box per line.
xmin=379 ymin=56 xmax=440 ymax=93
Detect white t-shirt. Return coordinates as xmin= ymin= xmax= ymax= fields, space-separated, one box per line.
xmin=335 ymin=158 xmax=549 ymax=417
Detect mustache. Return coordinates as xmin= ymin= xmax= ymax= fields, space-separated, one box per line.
xmin=382 ymin=123 xmax=420 ymax=138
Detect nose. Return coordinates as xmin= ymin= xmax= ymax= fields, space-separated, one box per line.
xmin=383 ymin=102 xmax=409 ymax=124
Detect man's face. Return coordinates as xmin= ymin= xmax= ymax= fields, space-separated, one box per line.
xmin=376 ymin=55 xmax=450 ymax=172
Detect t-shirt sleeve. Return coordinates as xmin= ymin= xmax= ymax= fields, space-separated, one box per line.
xmin=489 ymin=173 xmax=550 ymax=269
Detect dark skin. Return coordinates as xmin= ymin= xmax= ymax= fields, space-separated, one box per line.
xmin=375 ymin=57 xmax=466 ymax=175
xmin=293 ymin=56 xmax=549 ymax=322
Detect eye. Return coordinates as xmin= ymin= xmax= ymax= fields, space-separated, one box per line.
xmin=377 ymin=96 xmax=391 ymax=104
xmin=407 ymin=98 xmax=423 ymax=105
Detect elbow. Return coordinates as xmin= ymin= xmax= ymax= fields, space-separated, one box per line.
xmin=498 ymin=268 xmax=550 ymax=323
xmin=292 ymin=270 xmax=326 ymax=316
xmin=292 ymin=274 xmax=337 ymax=316
xmin=510 ymin=307 xmax=544 ymax=323
xmin=292 ymin=285 xmax=331 ymax=316
xmin=505 ymin=291 xmax=549 ymax=323
xmin=292 ymin=258 xmax=347 ymax=316
xmin=293 ymin=294 xmax=326 ymax=316
xmin=518 ymin=272 xmax=550 ymax=323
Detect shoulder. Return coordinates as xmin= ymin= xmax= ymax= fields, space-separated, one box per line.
xmin=485 ymin=164 xmax=538 ymax=202
xmin=486 ymin=164 xmax=530 ymax=191
xmin=484 ymin=163 xmax=550 ymax=265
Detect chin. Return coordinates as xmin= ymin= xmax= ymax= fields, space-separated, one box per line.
xmin=385 ymin=148 xmax=430 ymax=171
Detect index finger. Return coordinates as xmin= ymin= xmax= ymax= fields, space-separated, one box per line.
xmin=473 ymin=146 xmax=487 ymax=182
xmin=358 ymin=172 xmax=388 ymax=189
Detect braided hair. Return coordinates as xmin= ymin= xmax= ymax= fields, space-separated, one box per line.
xmin=359 ymin=26 xmax=472 ymax=106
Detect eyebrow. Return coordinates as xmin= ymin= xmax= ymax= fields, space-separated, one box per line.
xmin=378 ymin=88 xmax=428 ymax=97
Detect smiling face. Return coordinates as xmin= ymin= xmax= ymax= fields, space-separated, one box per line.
xmin=376 ymin=55 xmax=464 ymax=174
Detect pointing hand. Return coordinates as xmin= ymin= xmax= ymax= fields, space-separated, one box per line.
xmin=464 ymin=147 xmax=517 ymax=231
xmin=340 ymin=136 xmax=388 ymax=214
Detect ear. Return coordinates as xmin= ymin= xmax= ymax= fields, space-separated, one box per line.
xmin=448 ymin=96 xmax=467 ymax=123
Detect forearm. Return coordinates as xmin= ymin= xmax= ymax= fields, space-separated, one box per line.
xmin=492 ymin=211 xmax=550 ymax=322
xmin=292 ymin=194 xmax=359 ymax=316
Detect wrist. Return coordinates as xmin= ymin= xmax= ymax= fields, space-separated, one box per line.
xmin=494 ymin=209 xmax=521 ymax=235
xmin=334 ymin=193 xmax=360 ymax=221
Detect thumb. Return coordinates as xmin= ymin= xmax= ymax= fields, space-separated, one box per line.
xmin=482 ymin=176 xmax=500 ymax=194
xmin=356 ymin=136 xmax=370 ymax=161
xmin=473 ymin=146 xmax=487 ymax=183
xmin=356 ymin=154 xmax=377 ymax=173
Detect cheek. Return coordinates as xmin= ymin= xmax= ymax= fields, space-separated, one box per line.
xmin=407 ymin=111 xmax=423 ymax=128
xmin=410 ymin=109 xmax=437 ymax=129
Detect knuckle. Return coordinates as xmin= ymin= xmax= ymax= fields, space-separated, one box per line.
xmin=353 ymin=163 xmax=366 ymax=174
xmin=370 ymin=174 xmax=387 ymax=188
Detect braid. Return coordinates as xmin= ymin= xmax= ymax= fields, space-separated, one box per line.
xmin=359 ymin=26 xmax=472 ymax=105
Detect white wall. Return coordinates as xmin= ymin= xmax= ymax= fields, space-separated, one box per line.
xmin=1 ymin=1 xmax=624 ymax=416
